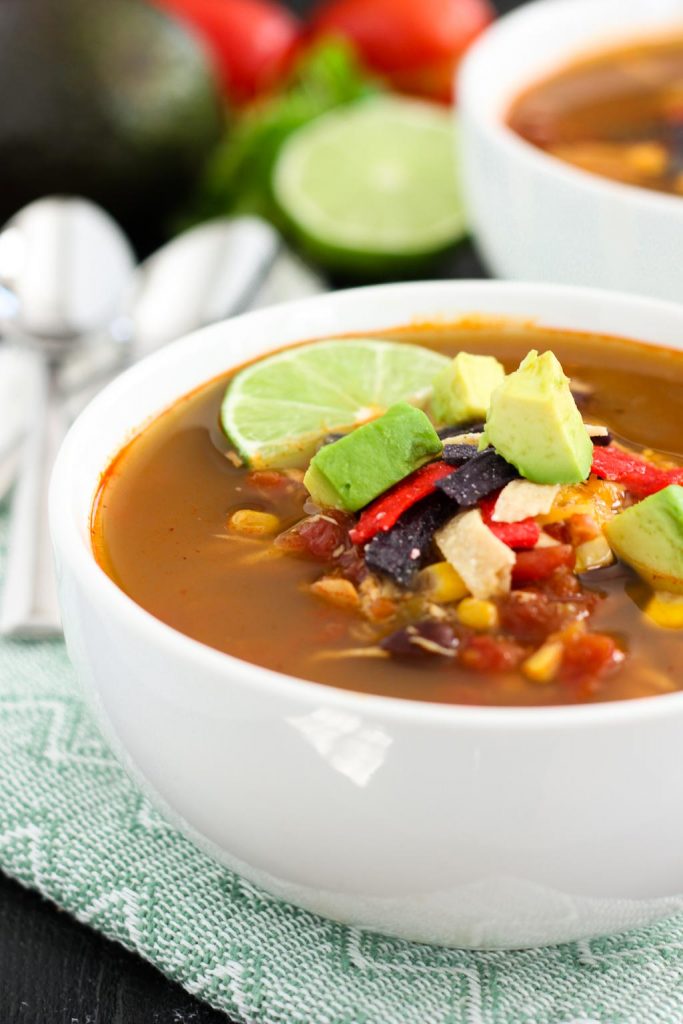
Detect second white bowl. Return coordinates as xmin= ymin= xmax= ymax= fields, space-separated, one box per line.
xmin=459 ymin=0 xmax=683 ymax=303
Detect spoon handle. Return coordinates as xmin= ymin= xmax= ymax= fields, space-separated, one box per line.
xmin=0 ymin=354 xmax=63 ymax=638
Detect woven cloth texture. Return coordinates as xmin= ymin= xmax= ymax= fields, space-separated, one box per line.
xmin=2 ymin=504 xmax=683 ymax=1024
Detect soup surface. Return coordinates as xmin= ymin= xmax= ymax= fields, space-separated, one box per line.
xmin=507 ymin=35 xmax=683 ymax=195
xmin=93 ymin=322 xmax=683 ymax=706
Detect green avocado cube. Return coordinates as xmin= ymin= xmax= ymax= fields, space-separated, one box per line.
xmin=482 ymin=350 xmax=592 ymax=484
xmin=431 ymin=352 xmax=505 ymax=425
xmin=304 ymin=402 xmax=442 ymax=511
xmin=605 ymin=485 xmax=683 ymax=594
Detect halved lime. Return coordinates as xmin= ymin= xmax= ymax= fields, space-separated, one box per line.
xmin=221 ymin=338 xmax=448 ymax=468
xmin=273 ymin=97 xmax=467 ymax=276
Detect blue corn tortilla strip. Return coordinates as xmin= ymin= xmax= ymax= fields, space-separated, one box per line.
xmin=365 ymin=491 xmax=456 ymax=587
xmin=435 ymin=448 xmax=519 ymax=506
xmin=590 ymin=430 xmax=612 ymax=447
xmin=436 ymin=422 xmax=485 ymax=440
xmin=442 ymin=443 xmax=479 ymax=466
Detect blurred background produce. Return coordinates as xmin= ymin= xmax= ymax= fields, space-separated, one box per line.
xmin=308 ymin=0 xmax=494 ymax=103
xmin=0 ymin=0 xmax=495 ymax=274
xmin=0 ymin=0 xmax=223 ymax=255
xmin=151 ymin=0 xmax=303 ymax=103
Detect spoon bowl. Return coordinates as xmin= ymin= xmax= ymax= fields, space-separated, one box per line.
xmin=0 ymin=196 xmax=135 ymax=638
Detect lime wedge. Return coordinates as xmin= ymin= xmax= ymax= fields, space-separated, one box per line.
xmin=221 ymin=338 xmax=449 ymax=468
xmin=273 ymin=96 xmax=467 ymax=275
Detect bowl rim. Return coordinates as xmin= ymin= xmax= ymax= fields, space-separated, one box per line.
xmin=51 ymin=278 xmax=683 ymax=733
xmin=458 ymin=0 xmax=683 ymax=217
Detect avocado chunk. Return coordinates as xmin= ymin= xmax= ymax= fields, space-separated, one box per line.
xmin=304 ymin=402 xmax=442 ymax=511
xmin=605 ymin=485 xmax=683 ymax=594
xmin=482 ymin=350 xmax=592 ymax=484
xmin=431 ymin=352 xmax=505 ymax=425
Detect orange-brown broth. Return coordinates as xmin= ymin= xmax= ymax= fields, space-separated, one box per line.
xmin=507 ymin=35 xmax=683 ymax=195
xmin=93 ymin=323 xmax=683 ymax=705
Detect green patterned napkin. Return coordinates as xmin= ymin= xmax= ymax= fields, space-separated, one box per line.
xmin=2 ymin=503 xmax=683 ymax=1024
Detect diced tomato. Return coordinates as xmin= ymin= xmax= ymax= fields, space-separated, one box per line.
xmin=459 ymin=635 xmax=525 ymax=673
xmin=512 ymin=544 xmax=576 ymax=585
xmin=499 ymin=575 xmax=596 ymax=645
xmin=247 ymin=469 xmax=303 ymax=498
xmin=543 ymin=521 xmax=571 ymax=545
xmin=479 ymin=493 xmax=540 ymax=549
xmin=561 ymin=632 xmax=623 ymax=685
xmin=567 ymin=513 xmax=600 ymax=546
xmin=152 ymin=0 xmax=301 ymax=104
xmin=499 ymin=591 xmax=565 ymax=645
xmin=537 ymin=566 xmax=588 ymax=602
xmin=308 ymin=0 xmax=495 ymax=103
xmin=349 ymin=461 xmax=455 ymax=545
xmin=591 ymin=445 xmax=683 ymax=498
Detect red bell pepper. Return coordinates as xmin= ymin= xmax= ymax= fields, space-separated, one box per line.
xmin=479 ymin=493 xmax=540 ymax=549
xmin=350 ymin=461 xmax=455 ymax=545
xmin=591 ymin=445 xmax=683 ymax=497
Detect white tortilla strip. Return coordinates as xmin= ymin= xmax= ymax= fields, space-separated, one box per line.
xmin=584 ymin=424 xmax=609 ymax=438
xmin=435 ymin=509 xmax=514 ymax=600
xmin=440 ymin=432 xmax=483 ymax=447
xmin=492 ymin=480 xmax=560 ymax=523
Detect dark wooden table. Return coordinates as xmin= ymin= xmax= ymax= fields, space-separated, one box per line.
xmin=0 ymin=0 xmax=517 ymax=1019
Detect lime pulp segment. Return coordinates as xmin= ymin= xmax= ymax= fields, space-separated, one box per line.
xmin=221 ymin=338 xmax=449 ymax=468
xmin=273 ymin=96 xmax=467 ymax=262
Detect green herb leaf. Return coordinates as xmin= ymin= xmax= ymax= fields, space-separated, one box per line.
xmin=184 ymin=39 xmax=381 ymax=225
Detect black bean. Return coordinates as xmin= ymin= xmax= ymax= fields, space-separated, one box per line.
xmin=380 ymin=620 xmax=458 ymax=659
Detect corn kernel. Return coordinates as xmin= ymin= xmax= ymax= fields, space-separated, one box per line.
xmin=625 ymin=142 xmax=668 ymax=177
xmin=417 ymin=561 xmax=469 ymax=603
xmin=456 ymin=597 xmax=499 ymax=630
xmin=644 ymin=592 xmax=683 ymax=630
xmin=310 ymin=577 xmax=360 ymax=610
xmin=575 ymin=534 xmax=614 ymax=573
xmin=228 ymin=509 xmax=280 ymax=537
xmin=522 ymin=641 xmax=564 ymax=684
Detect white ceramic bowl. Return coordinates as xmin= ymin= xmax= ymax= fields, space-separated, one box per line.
xmin=459 ymin=0 xmax=683 ymax=303
xmin=51 ymin=281 xmax=683 ymax=950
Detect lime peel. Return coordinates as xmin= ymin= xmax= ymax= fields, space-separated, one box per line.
xmin=273 ymin=96 xmax=467 ymax=273
xmin=221 ymin=338 xmax=449 ymax=468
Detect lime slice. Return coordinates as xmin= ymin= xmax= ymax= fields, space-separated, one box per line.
xmin=273 ymin=96 xmax=467 ymax=275
xmin=221 ymin=338 xmax=449 ymax=468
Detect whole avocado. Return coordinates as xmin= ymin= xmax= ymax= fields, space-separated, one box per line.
xmin=0 ymin=0 xmax=223 ymax=253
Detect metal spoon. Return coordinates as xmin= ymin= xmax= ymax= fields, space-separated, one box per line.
xmin=62 ymin=216 xmax=325 ymax=414
xmin=0 ymin=216 xmax=325 ymax=497
xmin=130 ymin=215 xmax=280 ymax=360
xmin=128 ymin=215 xmax=325 ymax=357
xmin=0 ymin=197 xmax=135 ymax=638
